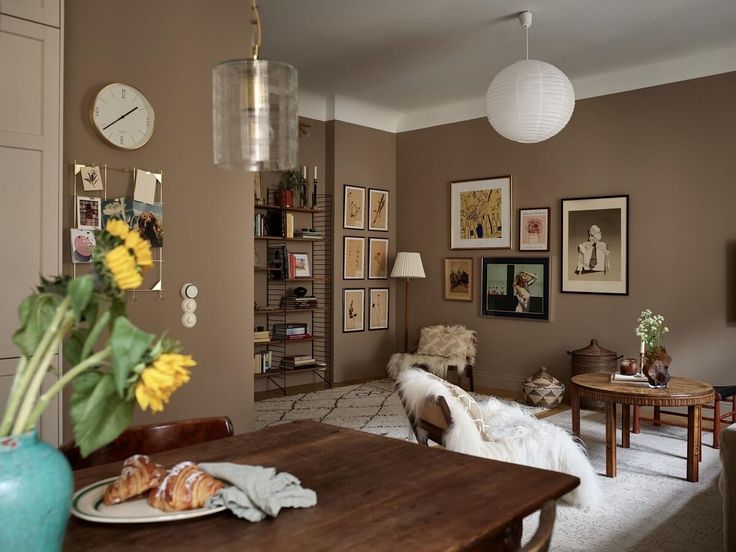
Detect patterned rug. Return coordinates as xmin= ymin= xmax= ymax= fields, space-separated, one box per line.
xmin=254 ymin=380 xmax=723 ymax=551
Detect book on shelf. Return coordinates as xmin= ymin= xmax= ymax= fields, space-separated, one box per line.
xmin=254 ymin=330 xmax=271 ymax=343
xmin=253 ymin=351 xmax=273 ymax=374
xmin=610 ymin=373 xmax=649 ymax=385
xmin=284 ymin=333 xmax=313 ymax=341
xmin=273 ymin=323 xmax=308 ymax=339
xmin=281 ymin=355 xmax=316 ymax=368
xmin=281 ymin=296 xmax=318 ymax=309
xmin=285 ymin=213 xmax=295 ymax=238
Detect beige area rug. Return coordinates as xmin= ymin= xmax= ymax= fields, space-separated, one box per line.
xmin=254 ymin=381 xmax=723 ymax=551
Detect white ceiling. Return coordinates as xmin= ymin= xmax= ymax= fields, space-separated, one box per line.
xmin=259 ymin=0 xmax=736 ymax=131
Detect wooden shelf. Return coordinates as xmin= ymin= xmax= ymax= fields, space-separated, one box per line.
xmin=254 ymin=336 xmax=326 ymax=346
xmin=254 ymin=365 xmax=327 ymax=378
xmin=255 ymin=203 xmax=324 ymax=214
xmin=255 ymin=308 xmax=324 ymax=315
xmin=255 ymin=267 xmax=281 ymax=272
xmin=255 ymin=236 xmax=324 ymax=242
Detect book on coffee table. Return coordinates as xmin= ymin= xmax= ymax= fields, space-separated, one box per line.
xmin=610 ymin=373 xmax=649 ymax=385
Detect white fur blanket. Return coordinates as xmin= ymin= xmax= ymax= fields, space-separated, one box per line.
xmin=396 ymin=368 xmax=601 ymax=509
xmin=387 ymin=352 xmax=467 ymax=380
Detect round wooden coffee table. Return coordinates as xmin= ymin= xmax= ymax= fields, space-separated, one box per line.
xmin=571 ymin=373 xmax=714 ymax=482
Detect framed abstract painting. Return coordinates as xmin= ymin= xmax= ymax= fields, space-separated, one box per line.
xmin=481 ymin=257 xmax=549 ymax=320
xmin=450 ymin=176 xmax=512 ymax=249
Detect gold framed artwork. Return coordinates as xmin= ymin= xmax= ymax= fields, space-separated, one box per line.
xmin=343 ymin=288 xmax=365 ymax=332
xmin=344 ymin=185 xmax=365 ymax=230
xmin=444 ymin=257 xmax=473 ymax=301
xmin=519 ymin=207 xmax=550 ymax=252
xmin=343 ymin=236 xmax=365 ymax=280
xmin=450 ymin=175 xmax=512 ymax=249
xmin=369 ymin=288 xmax=389 ymax=330
xmin=368 ymin=188 xmax=389 ymax=231
xmin=368 ymin=238 xmax=388 ymax=279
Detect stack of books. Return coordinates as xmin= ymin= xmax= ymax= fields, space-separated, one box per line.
xmin=273 ymin=323 xmax=311 ymax=341
xmin=610 ymin=373 xmax=648 ymax=386
xmin=281 ymin=355 xmax=316 ymax=370
xmin=253 ymin=351 xmax=273 ymax=373
xmin=281 ymin=296 xmax=319 ymax=309
xmin=254 ymin=329 xmax=271 ymax=343
xmin=295 ymin=228 xmax=322 ymax=239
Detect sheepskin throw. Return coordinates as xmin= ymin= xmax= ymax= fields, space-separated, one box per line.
xmin=417 ymin=324 xmax=476 ymax=363
xmin=396 ymin=368 xmax=601 ymax=509
xmin=386 ymin=353 xmax=467 ymax=380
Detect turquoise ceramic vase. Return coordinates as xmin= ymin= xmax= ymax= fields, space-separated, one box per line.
xmin=0 ymin=432 xmax=73 ymax=551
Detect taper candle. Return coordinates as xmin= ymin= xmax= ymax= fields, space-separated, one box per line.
xmin=314 ymin=165 xmax=318 ymax=180
xmin=640 ymin=340 xmax=645 ymax=354
xmin=302 ymin=165 xmax=307 ymax=179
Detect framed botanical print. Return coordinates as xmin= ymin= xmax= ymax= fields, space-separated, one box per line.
xmin=443 ymin=257 xmax=473 ymax=301
xmin=368 ymin=238 xmax=388 ymax=279
xmin=368 ymin=188 xmax=389 ymax=231
xmin=344 ymin=185 xmax=365 ymax=230
xmin=519 ymin=207 xmax=550 ymax=251
xmin=561 ymin=195 xmax=629 ymax=295
xmin=343 ymin=288 xmax=365 ymax=332
xmin=369 ymin=288 xmax=389 ymax=330
xmin=450 ymin=176 xmax=512 ymax=249
xmin=343 ymin=236 xmax=365 ymax=280
xmin=481 ymin=257 xmax=549 ymax=320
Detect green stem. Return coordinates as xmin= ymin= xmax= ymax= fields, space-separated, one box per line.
xmin=24 ymin=347 xmax=111 ymax=432
xmin=0 ymin=356 xmax=28 ymax=436
xmin=11 ymin=303 xmax=75 ymax=436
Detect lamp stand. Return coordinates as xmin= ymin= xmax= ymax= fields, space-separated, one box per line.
xmin=404 ymin=278 xmax=409 ymax=352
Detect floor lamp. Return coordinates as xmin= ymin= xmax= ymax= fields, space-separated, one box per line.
xmin=390 ymin=252 xmax=426 ymax=352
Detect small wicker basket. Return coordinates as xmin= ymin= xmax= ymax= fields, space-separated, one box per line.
xmin=522 ymin=367 xmax=565 ymax=408
xmin=567 ymin=339 xmax=621 ymax=409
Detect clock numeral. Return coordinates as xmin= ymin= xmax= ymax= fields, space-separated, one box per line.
xmin=94 ymin=106 xmax=99 ymax=117
xmin=121 ymin=89 xmax=127 ymax=99
xmin=119 ymin=136 xmax=124 ymax=146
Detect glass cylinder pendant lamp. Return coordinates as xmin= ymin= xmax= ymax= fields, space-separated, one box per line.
xmin=213 ymin=0 xmax=298 ymax=171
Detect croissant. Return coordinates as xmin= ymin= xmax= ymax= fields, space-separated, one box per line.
xmin=103 ymin=454 xmax=167 ymax=506
xmin=147 ymin=461 xmax=224 ymax=512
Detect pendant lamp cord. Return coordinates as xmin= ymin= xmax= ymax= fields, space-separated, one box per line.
xmin=250 ymin=0 xmax=262 ymax=60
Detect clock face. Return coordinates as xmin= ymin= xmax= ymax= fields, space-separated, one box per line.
xmin=91 ymin=83 xmax=155 ymax=150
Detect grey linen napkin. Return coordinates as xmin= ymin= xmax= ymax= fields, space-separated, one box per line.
xmin=199 ymin=462 xmax=317 ymax=522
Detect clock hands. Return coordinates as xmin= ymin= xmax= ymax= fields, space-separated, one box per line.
xmin=102 ymin=106 xmax=139 ymax=131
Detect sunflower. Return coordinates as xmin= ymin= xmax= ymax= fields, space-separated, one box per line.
xmin=105 ymin=219 xmax=130 ymax=240
xmin=104 ymin=245 xmax=143 ymax=290
xmin=124 ymin=231 xmax=153 ymax=271
xmin=135 ymin=354 xmax=196 ymax=412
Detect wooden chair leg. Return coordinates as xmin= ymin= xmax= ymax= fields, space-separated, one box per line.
xmin=732 ymin=396 xmax=736 ymax=424
xmin=714 ymin=396 xmax=721 ymax=449
xmin=632 ymin=405 xmax=640 ymax=434
xmin=467 ymin=366 xmax=474 ymax=392
xmin=653 ymin=406 xmax=661 ymax=426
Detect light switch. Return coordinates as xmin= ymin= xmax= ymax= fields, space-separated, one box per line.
xmin=181 ymin=283 xmax=199 ymax=299
xmin=182 ymin=299 xmax=197 ymax=313
xmin=181 ymin=312 xmax=197 ymax=328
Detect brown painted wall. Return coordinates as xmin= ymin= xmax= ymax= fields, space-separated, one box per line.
xmin=329 ymin=121 xmax=398 ymax=382
xmin=396 ymin=72 xmax=736 ymax=389
xmin=64 ymin=0 xmax=254 ymax=434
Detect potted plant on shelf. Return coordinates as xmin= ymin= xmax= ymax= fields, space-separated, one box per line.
xmin=0 ymin=220 xmax=196 ymax=552
xmin=278 ymin=169 xmax=308 ymax=207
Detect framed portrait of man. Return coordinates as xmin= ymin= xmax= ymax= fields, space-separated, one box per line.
xmin=561 ymin=195 xmax=629 ymax=295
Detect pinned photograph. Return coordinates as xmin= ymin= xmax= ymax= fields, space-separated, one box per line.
xmin=369 ymin=288 xmax=389 ymax=330
xmin=368 ymin=188 xmax=389 ymax=231
xmin=132 ymin=200 xmax=164 ymax=248
xmin=444 ymin=257 xmax=473 ymax=301
xmin=343 ymin=288 xmax=365 ymax=332
xmin=561 ymin=195 xmax=628 ymax=295
xmin=80 ymin=165 xmax=103 ymax=191
xmin=368 ymin=238 xmax=388 ymax=279
xmin=101 ymin=197 xmax=134 ymax=228
xmin=134 ymin=169 xmax=160 ymax=204
xmin=76 ymin=196 xmax=102 ymax=230
xmin=343 ymin=185 xmax=365 ymax=229
xmin=343 ymin=236 xmax=365 ymax=280
xmin=71 ymin=229 xmax=96 ymax=264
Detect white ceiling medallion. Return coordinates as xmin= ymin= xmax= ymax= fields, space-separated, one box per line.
xmin=485 ymin=11 xmax=575 ymax=144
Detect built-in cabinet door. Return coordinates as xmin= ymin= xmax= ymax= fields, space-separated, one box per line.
xmin=0 ymin=0 xmax=59 ymax=28
xmin=0 ymin=14 xmax=61 ymax=445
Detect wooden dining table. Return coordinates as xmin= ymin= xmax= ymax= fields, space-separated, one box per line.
xmin=64 ymin=420 xmax=579 ymax=551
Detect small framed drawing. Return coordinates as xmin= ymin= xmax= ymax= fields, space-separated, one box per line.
xmin=450 ymin=175 xmax=512 ymax=249
xmin=344 ymin=185 xmax=365 ymax=230
xmin=80 ymin=165 xmax=103 ymax=191
xmin=519 ymin=207 xmax=550 ymax=251
xmin=444 ymin=257 xmax=473 ymax=301
xmin=368 ymin=238 xmax=388 ymax=279
xmin=343 ymin=288 xmax=365 ymax=332
xmin=76 ymin=196 xmax=102 ymax=230
xmin=369 ymin=288 xmax=389 ymax=330
xmin=368 ymin=188 xmax=389 ymax=231
xmin=481 ymin=257 xmax=549 ymax=320
xmin=561 ymin=195 xmax=629 ymax=295
xmin=343 ymin=236 xmax=365 ymax=280
xmin=292 ymin=253 xmax=310 ymax=278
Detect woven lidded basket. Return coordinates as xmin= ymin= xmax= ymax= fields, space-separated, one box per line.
xmin=567 ymin=339 xmax=620 ymax=409
xmin=522 ymin=367 xmax=565 ymax=408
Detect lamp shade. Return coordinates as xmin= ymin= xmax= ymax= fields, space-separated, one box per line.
xmin=485 ymin=59 xmax=575 ymax=144
xmin=213 ymin=59 xmax=298 ymax=171
xmin=390 ymin=252 xmax=425 ymax=279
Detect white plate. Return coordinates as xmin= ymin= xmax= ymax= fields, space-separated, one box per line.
xmin=71 ymin=476 xmax=227 ymax=524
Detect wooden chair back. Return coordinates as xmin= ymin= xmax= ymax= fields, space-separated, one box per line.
xmin=519 ymin=500 xmax=557 ymax=552
xmin=59 ymin=416 xmax=234 ymax=470
xmin=399 ymin=392 xmax=453 ymax=446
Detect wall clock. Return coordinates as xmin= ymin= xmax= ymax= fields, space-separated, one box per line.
xmin=90 ymin=83 xmax=155 ymax=150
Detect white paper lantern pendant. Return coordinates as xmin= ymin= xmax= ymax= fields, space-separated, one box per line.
xmin=485 ymin=11 xmax=575 ymax=144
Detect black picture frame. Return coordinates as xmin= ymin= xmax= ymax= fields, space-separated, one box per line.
xmin=368 ymin=188 xmax=389 ymax=231
xmin=342 ymin=288 xmax=365 ymax=333
xmin=481 ymin=257 xmax=550 ymax=320
xmin=343 ymin=185 xmax=366 ymax=230
xmin=560 ymin=195 xmax=629 ymax=295
xmin=368 ymin=288 xmax=389 ymax=330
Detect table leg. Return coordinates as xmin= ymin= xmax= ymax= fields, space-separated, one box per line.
xmin=632 ymin=405 xmax=640 ymax=434
xmin=605 ymin=401 xmax=617 ymax=478
xmin=622 ymin=404 xmax=630 ymax=448
xmin=572 ymin=389 xmax=580 ymax=437
xmin=687 ymin=405 xmax=702 ymax=482
xmin=653 ymin=406 xmax=661 ymax=426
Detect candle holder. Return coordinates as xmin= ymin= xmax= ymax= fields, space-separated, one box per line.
xmin=637 ymin=352 xmax=646 ymax=378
